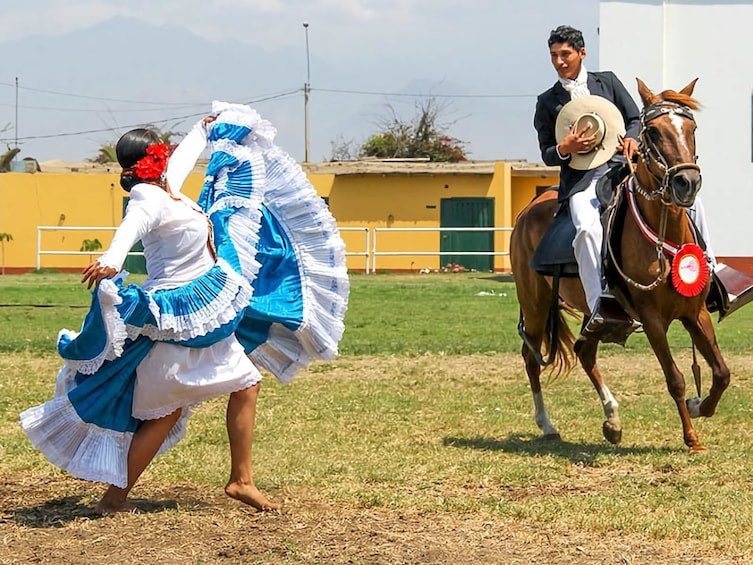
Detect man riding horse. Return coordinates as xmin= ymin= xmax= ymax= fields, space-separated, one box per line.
xmin=532 ymin=25 xmax=721 ymax=339
xmin=512 ymin=25 xmax=753 ymax=452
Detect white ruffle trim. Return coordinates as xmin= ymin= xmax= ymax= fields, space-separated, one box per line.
xmin=248 ymin=145 xmax=350 ymax=382
xmin=131 ymin=375 xmax=260 ymax=421
xmin=19 ymin=392 xmax=190 ymax=489
xmin=57 ymin=273 xmax=131 ymax=376
xmin=136 ymin=259 xmax=254 ymax=342
xmin=65 ymin=258 xmax=257 ymax=375
xmin=211 ymin=101 xmax=277 ymax=148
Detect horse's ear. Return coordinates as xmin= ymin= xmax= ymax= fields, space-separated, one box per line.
xmin=636 ymin=78 xmax=655 ymax=107
xmin=679 ymin=78 xmax=699 ymax=97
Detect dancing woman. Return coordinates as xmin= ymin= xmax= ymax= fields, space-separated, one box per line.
xmin=21 ymin=103 xmax=349 ymax=514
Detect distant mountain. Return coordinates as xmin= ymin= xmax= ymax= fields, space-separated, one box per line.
xmin=0 ymin=16 xmax=549 ymax=163
xmin=0 ymin=17 xmax=314 ymax=161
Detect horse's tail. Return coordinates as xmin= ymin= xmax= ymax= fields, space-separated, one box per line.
xmin=517 ymin=299 xmax=577 ymax=381
xmin=544 ymin=302 xmax=577 ymax=382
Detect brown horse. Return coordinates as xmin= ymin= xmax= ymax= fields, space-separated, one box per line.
xmin=510 ymin=78 xmax=730 ymax=453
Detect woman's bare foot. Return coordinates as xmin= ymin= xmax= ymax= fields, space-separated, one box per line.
xmin=94 ymin=498 xmax=140 ymax=516
xmin=225 ymin=481 xmax=282 ymax=511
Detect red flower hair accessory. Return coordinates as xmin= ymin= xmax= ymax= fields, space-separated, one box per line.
xmin=134 ymin=143 xmax=171 ymax=181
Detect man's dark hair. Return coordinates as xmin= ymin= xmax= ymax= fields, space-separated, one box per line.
xmin=548 ymin=25 xmax=585 ymax=50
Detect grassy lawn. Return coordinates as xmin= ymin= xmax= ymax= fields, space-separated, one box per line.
xmin=2 ymin=271 xmax=753 ymax=562
xmin=3 ymin=270 xmax=753 ymax=355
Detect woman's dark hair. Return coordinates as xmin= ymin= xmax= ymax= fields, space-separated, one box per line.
xmin=548 ymin=25 xmax=585 ymax=51
xmin=116 ymin=128 xmax=160 ymax=191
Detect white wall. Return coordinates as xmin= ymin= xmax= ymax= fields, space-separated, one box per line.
xmin=600 ymin=0 xmax=753 ymax=257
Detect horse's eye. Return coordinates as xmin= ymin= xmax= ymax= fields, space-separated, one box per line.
xmin=646 ymin=127 xmax=661 ymax=143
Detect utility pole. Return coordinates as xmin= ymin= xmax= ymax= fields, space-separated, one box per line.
xmin=303 ymin=22 xmax=311 ymax=162
xmin=14 ymin=77 xmax=18 ymax=152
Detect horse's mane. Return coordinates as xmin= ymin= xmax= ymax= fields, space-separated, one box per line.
xmin=656 ymin=90 xmax=701 ymax=110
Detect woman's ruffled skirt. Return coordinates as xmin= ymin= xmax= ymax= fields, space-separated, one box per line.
xmin=20 ymin=102 xmax=349 ymax=488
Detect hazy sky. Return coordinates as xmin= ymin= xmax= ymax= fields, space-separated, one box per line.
xmin=0 ymin=0 xmax=601 ymax=163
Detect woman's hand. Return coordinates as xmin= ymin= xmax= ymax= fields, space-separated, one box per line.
xmin=81 ymin=261 xmax=118 ymax=290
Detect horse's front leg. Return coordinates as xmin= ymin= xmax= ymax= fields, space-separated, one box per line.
xmin=681 ymin=309 xmax=731 ymax=418
xmin=642 ymin=318 xmax=706 ymax=453
xmin=574 ymin=338 xmax=622 ymax=444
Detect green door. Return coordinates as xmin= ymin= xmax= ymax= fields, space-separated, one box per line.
xmin=121 ymin=196 xmax=147 ymax=274
xmin=439 ymin=197 xmax=494 ymax=272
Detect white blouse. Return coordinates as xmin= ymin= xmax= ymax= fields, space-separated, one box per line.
xmin=96 ymin=119 xmax=262 ymax=420
xmin=98 ymin=121 xmax=214 ymax=291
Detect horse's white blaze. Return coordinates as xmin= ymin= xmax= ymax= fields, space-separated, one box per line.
xmin=533 ymin=392 xmax=559 ymax=436
xmin=670 ymin=113 xmax=690 ymax=152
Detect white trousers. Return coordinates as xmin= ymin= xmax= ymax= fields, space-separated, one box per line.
xmin=570 ymin=176 xmax=604 ymax=314
xmin=571 ymin=176 xmax=716 ymax=314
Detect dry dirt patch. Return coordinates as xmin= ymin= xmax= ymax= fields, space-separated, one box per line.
xmin=1 ymin=473 xmax=748 ymax=565
xmin=4 ymin=352 xmax=753 ymax=564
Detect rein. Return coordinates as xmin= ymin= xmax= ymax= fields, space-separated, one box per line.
xmin=607 ymin=99 xmax=700 ymax=292
xmin=607 ymin=175 xmax=671 ymax=291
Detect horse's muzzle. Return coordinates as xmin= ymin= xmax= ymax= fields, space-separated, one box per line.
xmin=670 ymin=168 xmax=702 ymax=207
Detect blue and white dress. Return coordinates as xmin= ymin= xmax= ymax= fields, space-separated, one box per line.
xmin=20 ymin=102 xmax=349 ymax=488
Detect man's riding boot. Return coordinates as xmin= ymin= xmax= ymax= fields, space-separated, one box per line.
xmin=579 ymin=295 xmax=641 ymax=346
xmin=707 ymin=263 xmax=753 ymax=322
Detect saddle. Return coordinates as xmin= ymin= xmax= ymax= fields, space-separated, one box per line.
xmin=528 ymin=170 xmax=637 ymax=345
xmin=530 ymin=164 xmax=627 ymax=277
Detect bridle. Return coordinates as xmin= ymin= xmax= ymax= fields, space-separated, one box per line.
xmin=636 ymin=100 xmax=700 ymax=204
xmin=607 ymin=99 xmax=702 ymax=291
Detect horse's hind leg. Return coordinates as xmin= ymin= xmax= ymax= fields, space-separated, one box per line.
xmin=681 ymin=310 xmax=730 ymax=418
xmin=518 ymin=287 xmax=561 ymax=440
xmin=574 ymin=338 xmax=622 ymax=444
xmin=522 ymin=338 xmax=561 ymax=440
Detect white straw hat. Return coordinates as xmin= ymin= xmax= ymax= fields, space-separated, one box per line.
xmin=555 ymin=95 xmax=626 ymax=170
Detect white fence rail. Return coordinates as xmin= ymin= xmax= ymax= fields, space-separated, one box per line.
xmin=339 ymin=227 xmax=370 ymax=273
xmin=371 ymin=226 xmax=513 ymax=273
xmin=36 ymin=226 xmax=143 ymax=270
xmin=36 ymin=225 xmax=513 ymax=273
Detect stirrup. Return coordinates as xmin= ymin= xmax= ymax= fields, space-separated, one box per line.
xmin=578 ymin=296 xmax=641 ymax=346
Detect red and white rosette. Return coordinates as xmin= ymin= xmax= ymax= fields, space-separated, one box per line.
xmin=670 ymin=243 xmax=709 ymax=297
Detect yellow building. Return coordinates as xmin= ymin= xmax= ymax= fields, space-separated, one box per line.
xmin=0 ymin=159 xmax=558 ymax=274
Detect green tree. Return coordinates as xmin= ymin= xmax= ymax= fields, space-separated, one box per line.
xmin=359 ymin=98 xmax=467 ymax=162
xmin=0 ymin=147 xmax=21 ymax=172
xmin=0 ymin=232 xmax=12 ymax=275
xmin=80 ymin=238 xmax=103 ymax=262
xmin=93 ymin=145 xmax=118 ymax=164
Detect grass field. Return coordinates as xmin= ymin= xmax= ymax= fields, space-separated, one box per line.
xmin=2 ymin=272 xmax=753 ymax=564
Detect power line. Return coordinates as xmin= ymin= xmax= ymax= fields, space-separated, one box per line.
xmin=0 ymin=102 xmax=208 ymax=113
xmin=8 ymin=89 xmax=302 ymax=142
xmin=0 ymin=80 xmax=303 ymax=108
xmin=313 ymin=87 xmax=536 ymax=99
xmin=0 ymin=80 xmax=213 ymax=106
xmin=1 ymin=83 xmax=536 ymax=145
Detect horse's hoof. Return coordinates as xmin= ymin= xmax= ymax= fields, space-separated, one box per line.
xmin=689 ymin=444 xmax=709 ymax=455
xmin=542 ymin=433 xmax=561 ymax=441
xmin=603 ymin=421 xmax=622 ymax=445
xmin=686 ymin=397 xmax=703 ymax=418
